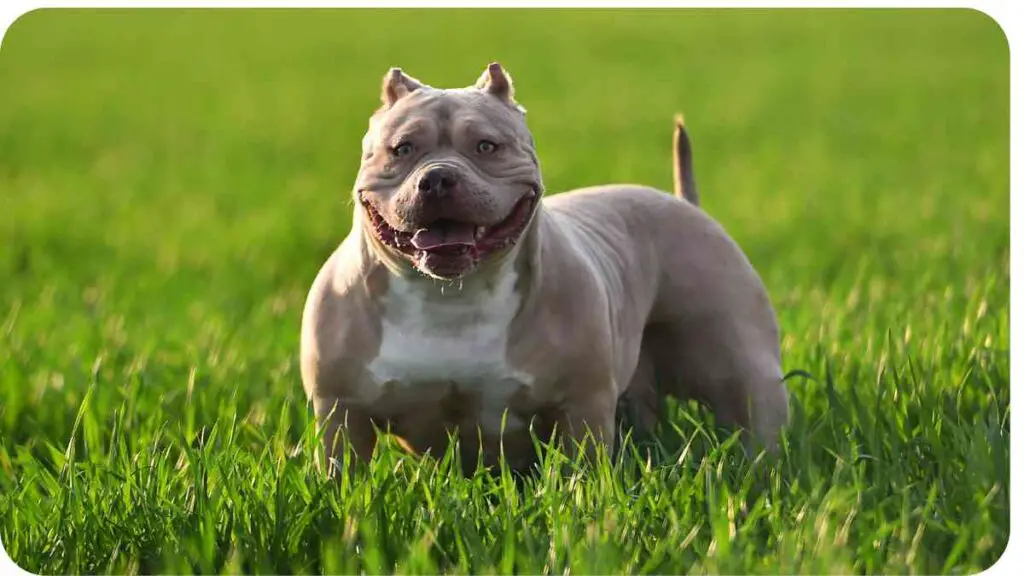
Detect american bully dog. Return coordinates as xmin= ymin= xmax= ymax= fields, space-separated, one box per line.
xmin=300 ymin=63 xmax=789 ymax=474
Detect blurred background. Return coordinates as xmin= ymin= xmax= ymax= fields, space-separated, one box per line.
xmin=0 ymin=6 xmax=1008 ymax=444
xmin=0 ymin=5 xmax=1010 ymax=440
xmin=1 ymin=10 xmax=1007 ymax=284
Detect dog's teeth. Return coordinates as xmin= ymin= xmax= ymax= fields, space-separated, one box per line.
xmin=475 ymin=226 xmax=487 ymax=239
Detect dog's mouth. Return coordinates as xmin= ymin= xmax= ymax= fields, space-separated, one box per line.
xmin=361 ymin=190 xmax=539 ymax=278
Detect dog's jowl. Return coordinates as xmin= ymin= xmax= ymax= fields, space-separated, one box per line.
xmin=300 ymin=62 xmax=789 ymax=474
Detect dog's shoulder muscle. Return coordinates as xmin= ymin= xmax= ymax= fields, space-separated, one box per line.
xmin=299 ymin=236 xmax=381 ymax=402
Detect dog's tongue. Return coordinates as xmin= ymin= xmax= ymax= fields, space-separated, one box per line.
xmin=411 ymin=224 xmax=476 ymax=250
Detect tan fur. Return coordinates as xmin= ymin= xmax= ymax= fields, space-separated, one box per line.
xmin=300 ymin=63 xmax=788 ymax=474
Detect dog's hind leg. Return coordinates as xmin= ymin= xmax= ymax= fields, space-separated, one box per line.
xmin=617 ymin=341 xmax=660 ymax=437
xmin=645 ymin=323 xmax=789 ymax=451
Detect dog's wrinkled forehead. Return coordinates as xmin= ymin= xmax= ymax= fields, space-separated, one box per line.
xmin=362 ymin=63 xmax=534 ymax=153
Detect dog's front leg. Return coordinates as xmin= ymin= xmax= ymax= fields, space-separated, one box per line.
xmin=554 ymin=382 xmax=618 ymax=467
xmin=312 ymin=396 xmax=377 ymax=478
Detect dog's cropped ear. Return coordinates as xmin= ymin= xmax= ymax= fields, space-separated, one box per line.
xmin=475 ymin=62 xmax=520 ymax=107
xmin=381 ymin=67 xmax=424 ymax=107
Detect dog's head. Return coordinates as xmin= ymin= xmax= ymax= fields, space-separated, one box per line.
xmin=354 ymin=63 xmax=543 ymax=280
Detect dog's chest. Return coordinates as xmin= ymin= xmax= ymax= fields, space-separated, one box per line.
xmin=367 ymin=271 xmax=533 ymax=430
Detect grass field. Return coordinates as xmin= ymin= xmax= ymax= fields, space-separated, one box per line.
xmin=0 ymin=8 xmax=1010 ymax=574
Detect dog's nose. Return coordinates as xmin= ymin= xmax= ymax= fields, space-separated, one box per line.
xmin=417 ymin=166 xmax=457 ymax=198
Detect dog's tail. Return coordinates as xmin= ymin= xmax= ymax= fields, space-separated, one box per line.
xmin=672 ymin=114 xmax=699 ymax=205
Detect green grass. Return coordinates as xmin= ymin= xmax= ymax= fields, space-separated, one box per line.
xmin=0 ymin=8 xmax=1009 ymax=574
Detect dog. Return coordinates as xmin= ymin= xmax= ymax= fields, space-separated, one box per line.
xmin=300 ymin=63 xmax=789 ymax=473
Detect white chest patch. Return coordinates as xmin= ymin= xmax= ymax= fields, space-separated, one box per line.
xmin=367 ymin=268 xmax=533 ymax=432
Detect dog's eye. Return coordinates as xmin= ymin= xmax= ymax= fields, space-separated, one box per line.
xmin=391 ymin=142 xmax=414 ymax=158
xmin=476 ymin=140 xmax=498 ymax=155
